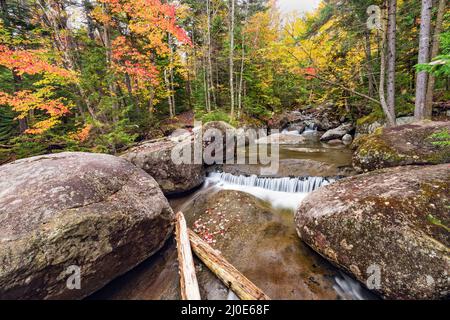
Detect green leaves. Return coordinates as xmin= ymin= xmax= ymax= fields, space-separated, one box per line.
xmin=0 ymin=106 xmax=18 ymax=143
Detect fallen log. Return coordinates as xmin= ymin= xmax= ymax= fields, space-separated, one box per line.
xmin=188 ymin=229 xmax=270 ymax=300
xmin=175 ymin=212 xmax=201 ymax=300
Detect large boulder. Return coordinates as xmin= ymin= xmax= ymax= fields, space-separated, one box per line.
xmin=353 ymin=121 xmax=450 ymax=172
xmin=255 ymin=133 xmax=307 ymax=145
xmin=295 ymin=164 xmax=450 ymax=300
xmin=356 ymin=116 xmax=430 ymax=138
xmin=122 ymin=138 xmax=205 ymax=195
xmin=0 ymin=152 xmax=174 ymax=300
xmin=185 ymin=190 xmax=357 ymax=300
xmin=320 ymin=124 xmax=354 ymax=142
xmin=202 ymin=121 xmax=239 ymax=164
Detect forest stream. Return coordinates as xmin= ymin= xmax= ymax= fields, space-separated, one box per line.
xmin=90 ymin=130 xmax=376 ymax=300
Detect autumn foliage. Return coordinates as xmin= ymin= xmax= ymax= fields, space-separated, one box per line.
xmin=94 ymin=0 xmax=191 ymax=90
xmin=0 ymin=46 xmax=75 ymax=134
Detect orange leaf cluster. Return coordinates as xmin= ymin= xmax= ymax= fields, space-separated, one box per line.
xmin=0 ymin=45 xmax=77 ymax=81
xmin=96 ymin=0 xmax=191 ymax=89
xmin=99 ymin=0 xmax=191 ymax=46
xmin=70 ymin=124 xmax=93 ymax=142
xmin=303 ymin=67 xmax=317 ymax=80
xmin=0 ymin=91 xmax=70 ymax=134
xmin=112 ymin=36 xmax=159 ymax=86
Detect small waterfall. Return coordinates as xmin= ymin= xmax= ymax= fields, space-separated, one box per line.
xmin=303 ymin=121 xmax=318 ymax=133
xmin=208 ymin=172 xmax=334 ymax=194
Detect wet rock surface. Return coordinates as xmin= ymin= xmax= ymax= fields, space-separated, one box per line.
xmin=93 ymin=189 xmax=369 ymax=300
xmin=295 ymin=164 xmax=450 ymax=300
xmin=0 ymin=152 xmax=174 ymax=300
xmin=320 ymin=124 xmax=355 ymax=142
xmin=353 ymin=121 xmax=450 ymax=172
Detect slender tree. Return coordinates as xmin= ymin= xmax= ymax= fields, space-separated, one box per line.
xmin=229 ymin=0 xmax=235 ymax=119
xmin=386 ymin=0 xmax=397 ymax=126
xmin=206 ymin=0 xmax=216 ymax=109
xmin=379 ymin=3 xmax=396 ymax=126
xmin=238 ymin=0 xmax=249 ymax=118
xmin=424 ymin=0 xmax=447 ymax=118
xmin=415 ymin=0 xmax=433 ymax=120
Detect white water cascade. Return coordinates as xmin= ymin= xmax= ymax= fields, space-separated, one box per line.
xmin=206 ymin=172 xmax=334 ymax=211
xmin=209 ymin=172 xmax=333 ymax=193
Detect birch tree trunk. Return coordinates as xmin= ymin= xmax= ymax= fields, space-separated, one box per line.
xmin=229 ymin=0 xmax=235 ymax=119
xmin=379 ymin=5 xmax=397 ymax=126
xmin=386 ymin=0 xmax=397 ymax=124
xmin=415 ymin=0 xmax=433 ymax=120
xmin=424 ymin=0 xmax=447 ymax=119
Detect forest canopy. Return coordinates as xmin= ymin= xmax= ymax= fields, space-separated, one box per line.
xmin=0 ymin=0 xmax=448 ymax=163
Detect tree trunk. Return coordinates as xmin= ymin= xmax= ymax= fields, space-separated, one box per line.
xmin=203 ymin=55 xmax=211 ymax=113
xmin=415 ymin=0 xmax=433 ymax=120
xmin=238 ymin=1 xmax=249 ymax=119
xmin=102 ymin=3 xmax=119 ymax=122
xmin=424 ymin=0 xmax=446 ymax=119
xmin=175 ymin=213 xmax=201 ymax=300
xmin=169 ymin=34 xmax=176 ymax=117
xmin=189 ymin=229 xmax=270 ymax=300
xmin=364 ymin=30 xmax=376 ymax=98
xmin=386 ymin=0 xmax=397 ymax=123
xmin=229 ymin=0 xmax=235 ymax=119
xmin=164 ymin=69 xmax=174 ymax=118
xmin=379 ymin=4 xmax=397 ymax=126
xmin=206 ymin=0 xmax=216 ymax=108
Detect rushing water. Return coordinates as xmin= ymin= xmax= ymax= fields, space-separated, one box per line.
xmin=91 ymin=135 xmax=377 ymax=301
xmin=208 ymin=172 xmax=334 ymax=193
xmin=205 ymin=172 xmax=334 ymax=210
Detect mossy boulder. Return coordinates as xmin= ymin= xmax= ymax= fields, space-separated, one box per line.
xmin=0 ymin=152 xmax=174 ymax=299
xmin=295 ymin=164 xmax=450 ymax=299
xmin=353 ymin=121 xmax=450 ymax=172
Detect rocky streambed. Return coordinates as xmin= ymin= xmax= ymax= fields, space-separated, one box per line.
xmin=1 ymin=119 xmax=448 ymax=300
xmin=90 ymin=129 xmax=374 ymax=300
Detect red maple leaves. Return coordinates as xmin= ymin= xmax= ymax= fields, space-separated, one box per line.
xmin=0 ymin=46 xmax=75 ymax=134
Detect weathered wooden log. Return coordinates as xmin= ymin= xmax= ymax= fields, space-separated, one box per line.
xmin=175 ymin=212 xmax=201 ymax=300
xmin=188 ymin=229 xmax=270 ymax=300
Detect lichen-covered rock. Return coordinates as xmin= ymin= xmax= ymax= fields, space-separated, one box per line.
xmin=0 ymin=152 xmax=174 ymax=300
xmin=295 ymin=164 xmax=450 ymax=300
xmin=122 ymin=138 xmax=205 ymax=194
xmin=353 ymin=121 xmax=450 ymax=172
xmin=320 ymin=124 xmax=354 ymax=142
